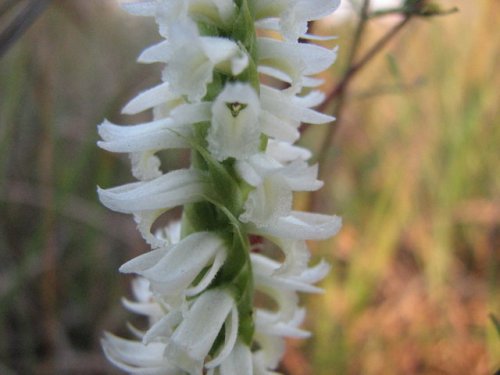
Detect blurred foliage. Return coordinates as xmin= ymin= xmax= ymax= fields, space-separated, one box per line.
xmin=0 ymin=0 xmax=498 ymax=374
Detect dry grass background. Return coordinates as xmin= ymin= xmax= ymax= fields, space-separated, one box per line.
xmin=0 ymin=0 xmax=498 ymax=374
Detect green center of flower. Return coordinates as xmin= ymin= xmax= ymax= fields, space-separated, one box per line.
xmin=227 ymin=102 xmax=248 ymax=117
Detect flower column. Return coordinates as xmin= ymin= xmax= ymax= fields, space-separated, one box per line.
xmin=99 ymin=1 xmax=341 ymax=374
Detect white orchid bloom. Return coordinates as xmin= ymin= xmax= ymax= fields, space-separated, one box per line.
xmin=207 ymin=339 xmax=253 ymax=375
xmin=138 ymin=20 xmax=248 ymax=102
xmin=249 ymin=211 xmax=343 ymax=241
xmin=265 ymin=139 xmax=312 ymax=163
xmin=122 ymin=0 xmax=237 ymax=33
xmin=260 ymin=85 xmax=335 ymax=142
xmin=237 ymin=154 xmax=323 ymax=226
xmin=254 ymin=0 xmax=341 ymax=40
xmin=251 ymin=253 xmax=330 ymax=294
xmin=165 ymin=288 xmax=238 ymax=374
xmin=102 ymin=332 xmax=183 ymax=375
xmin=119 ymin=232 xmax=227 ymax=297
xmin=257 ymin=37 xmax=338 ymax=92
xmin=121 ymin=277 xmax=164 ymax=323
xmin=98 ymin=169 xmax=207 ymax=214
xmin=207 ymin=82 xmax=261 ymax=161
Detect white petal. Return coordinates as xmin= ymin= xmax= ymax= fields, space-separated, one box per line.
xmin=252 ymin=350 xmax=283 ymax=375
xmin=279 ymin=160 xmax=323 ymax=191
xmin=268 ymin=238 xmax=311 ymax=276
xmin=122 ymin=82 xmax=176 ymax=114
xmin=122 ymin=297 xmax=163 ymax=318
xmin=257 ymin=38 xmax=337 ymax=90
xmin=129 ymin=152 xmax=162 ymax=181
xmin=165 ymin=289 xmax=235 ymax=374
xmin=211 ymin=0 xmax=237 ymax=22
xmin=252 ymin=253 xmax=323 ymax=293
xmin=101 ymin=332 xmax=169 ymax=370
xmin=170 ymin=102 xmax=212 ymax=124
xmin=261 ymin=85 xmax=335 ymax=125
xmin=265 ymin=140 xmax=312 ymax=163
xmin=249 ymin=211 xmax=342 ymax=240
xmin=260 ymin=111 xmax=300 ymax=142
xmin=297 ymin=259 xmax=331 ymax=285
xmin=119 ymin=247 xmax=167 ymax=274
xmin=280 ymin=0 xmax=341 ymax=41
xmin=185 ymin=249 xmax=226 ymax=297
xmin=97 ymin=169 xmax=206 ymax=213
xmin=239 ymin=175 xmax=292 ymax=227
xmin=252 ymin=333 xmax=285 ymax=370
xmin=255 ymin=309 xmax=310 ymax=338
xmin=134 ymin=210 xmax=169 ymax=248
xmin=138 ymin=40 xmax=170 ymax=63
xmin=154 ymin=220 xmax=181 ymax=244
xmin=205 ymin=305 xmax=239 ymax=368
xmin=122 ymin=232 xmax=226 ymax=296
xmin=219 ymin=340 xmax=253 ymax=375
xmin=163 ymin=20 xmax=214 ymax=101
xmin=97 ymin=119 xmax=190 ymax=153
xmin=143 ymin=310 xmax=183 ymax=344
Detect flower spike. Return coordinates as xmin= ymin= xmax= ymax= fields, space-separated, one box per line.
xmin=99 ymin=1 xmax=341 ymax=373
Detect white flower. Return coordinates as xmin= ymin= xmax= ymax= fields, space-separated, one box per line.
xmin=121 ymin=277 xmax=164 ymax=323
xmin=209 ymin=340 xmax=253 ymax=375
xmin=207 ymin=82 xmax=261 ymax=161
xmin=265 ymin=139 xmax=312 ymax=163
xmin=251 ymin=253 xmax=330 ymax=294
xmin=97 ymin=168 xmax=207 ymax=214
xmin=254 ymin=0 xmax=341 ymax=41
xmin=122 ymin=0 xmax=237 ymax=34
xmin=139 ymin=19 xmax=248 ymax=102
xmin=260 ymin=85 xmax=335 ymax=142
xmin=165 ymin=288 xmax=238 ymax=374
xmin=119 ymin=232 xmax=227 ymax=297
xmin=237 ymin=154 xmax=323 ymax=226
xmin=257 ymin=37 xmax=338 ymax=93
xmin=101 ymin=332 xmax=182 ymax=374
xmin=98 ymin=101 xmax=212 ymax=180
xmin=249 ymin=211 xmax=342 ymax=240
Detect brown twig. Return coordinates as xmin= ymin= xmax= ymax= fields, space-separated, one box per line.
xmin=0 ymin=0 xmax=51 ymax=59
xmin=315 ymin=14 xmax=412 ymax=169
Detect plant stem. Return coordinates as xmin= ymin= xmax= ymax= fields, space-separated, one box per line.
xmin=315 ymin=14 xmax=412 ymax=171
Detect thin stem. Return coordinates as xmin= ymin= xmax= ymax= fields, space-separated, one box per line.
xmin=0 ymin=0 xmax=51 ymax=59
xmin=315 ymin=14 xmax=412 ymax=169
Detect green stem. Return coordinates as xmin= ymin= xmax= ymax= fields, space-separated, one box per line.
xmin=181 ymin=0 xmax=259 ymax=346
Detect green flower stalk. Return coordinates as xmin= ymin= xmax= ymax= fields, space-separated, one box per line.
xmin=98 ymin=1 xmax=341 ymax=373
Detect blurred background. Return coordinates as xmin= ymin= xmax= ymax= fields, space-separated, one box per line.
xmin=0 ymin=0 xmax=498 ymax=374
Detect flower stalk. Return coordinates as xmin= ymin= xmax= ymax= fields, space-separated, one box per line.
xmin=99 ymin=0 xmax=341 ymax=373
